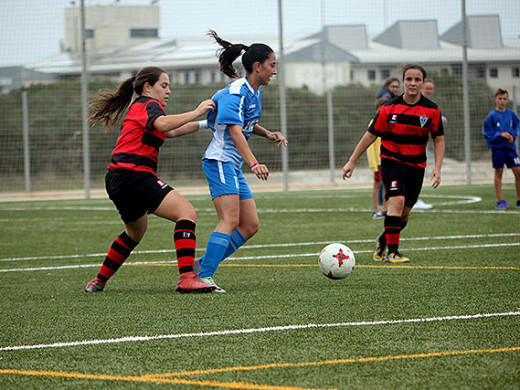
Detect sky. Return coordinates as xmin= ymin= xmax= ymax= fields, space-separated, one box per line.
xmin=1 ymin=0 xmax=519 ymax=67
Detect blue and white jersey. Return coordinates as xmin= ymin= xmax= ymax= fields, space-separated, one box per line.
xmin=204 ymin=77 xmax=262 ymax=170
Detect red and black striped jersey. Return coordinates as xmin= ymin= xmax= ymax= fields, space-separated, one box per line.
xmin=368 ymin=95 xmax=444 ymax=168
xmin=108 ymin=96 xmax=166 ymax=174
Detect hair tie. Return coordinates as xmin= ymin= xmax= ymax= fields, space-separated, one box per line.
xmin=131 ymin=76 xmax=136 ymax=82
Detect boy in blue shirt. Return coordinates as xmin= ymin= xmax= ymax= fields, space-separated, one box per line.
xmin=483 ymin=88 xmax=520 ymax=209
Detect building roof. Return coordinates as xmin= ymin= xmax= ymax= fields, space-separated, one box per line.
xmin=441 ymin=15 xmax=503 ymax=49
xmin=374 ymin=20 xmax=440 ymax=50
xmin=23 ymin=15 xmax=520 ymax=77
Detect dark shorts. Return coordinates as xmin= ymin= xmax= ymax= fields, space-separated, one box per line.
xmin=381 ymin=158 xmax=425 ymax=208
xmin=105 ymin=170 xmax=173 ymax=223
xmin=491 ymin=148 xmax=520 ymax=169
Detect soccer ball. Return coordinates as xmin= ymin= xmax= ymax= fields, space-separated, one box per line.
xmin=318 ymin=243 xmax=355 ymax=280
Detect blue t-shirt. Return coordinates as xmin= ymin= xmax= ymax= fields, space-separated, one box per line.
xmin=483 ymin=108 xmax=519 ymax=150
xmin=204 ymin=77 xmax=262 ymax=170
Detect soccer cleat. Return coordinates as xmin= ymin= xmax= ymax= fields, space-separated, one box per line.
xmin=496 ymin=200 xmax=509 ymax=209
xmin=175 ymin=272 xmax=215 ymax=293
xmin=373 ymin=234 xmax=386 ymax=261
xmin=517 ymin=200 xmax=520 ymax=209
xmin=386 ymin=252 xmax=410 ymax=263
xmin=85 ymin=277 xmax=106 ymax=293
xmin=372 ymin=211 xmax=385 ymax=220
xmin=199 ymin=276 xmax=226 ymax=293
xmin=412 ymin=199 xmax=433 ymax=210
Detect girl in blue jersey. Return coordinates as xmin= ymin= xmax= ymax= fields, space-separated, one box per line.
xmin=196 ymin=30 xmax=287 ymax=292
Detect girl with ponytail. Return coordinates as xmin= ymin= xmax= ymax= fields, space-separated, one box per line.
xmin=85 ymin=66 xmax=217 ymax=294
xmin=195 ymin=31 xmax=288 ymax=292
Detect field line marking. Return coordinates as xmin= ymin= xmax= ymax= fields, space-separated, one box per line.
xmin=144 ymin=346 xmax=520 ymax=379
xmin=0 ymin=369 xmax=325 ymax=390
xmin=2 ymin=346 xmax=518 ymax=388
xmin=142 ymin=263 xmax=520 ymax=271
xmin=1 ymin=232 xmax=519 ymax=264
xmin=2 ymin=241 xmax=520 ymax=273
xmin=1 ymin=311 xmax=518 ymax=352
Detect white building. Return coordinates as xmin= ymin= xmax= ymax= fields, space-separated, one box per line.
xmin=10 ymin=5 xmax=520 ymax=96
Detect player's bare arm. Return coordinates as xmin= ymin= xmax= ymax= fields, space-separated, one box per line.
xmin=253 ymin=124 xmax=288 ymax=147
xmin=342 ymin=132 xmax=377 ymax=180
xmin=229 ymin=124 xmax=269 ymax=181
xmin=431 ymin=135 xmax=445 ymax=188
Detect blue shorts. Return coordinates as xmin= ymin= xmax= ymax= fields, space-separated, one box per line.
xmin=202 ymin=158 xmax=253 ymax=200
xmin=491 ymin=148 xmax=520 ymax=169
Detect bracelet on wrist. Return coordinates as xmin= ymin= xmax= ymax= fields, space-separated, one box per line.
xmin=250 ymin=162 xmax=259 ymax=169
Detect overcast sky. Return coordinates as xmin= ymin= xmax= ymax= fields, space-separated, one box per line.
xmin=1 ymin=0 xmax=519 ymax=67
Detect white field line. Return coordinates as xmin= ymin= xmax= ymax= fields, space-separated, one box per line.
xmin=1 ymin=241 xmax=520 ymax=273
xmin=10 ymin=207 xmax=515 ymax=218
xmin=1 ymin=311 xmax=518 ymax=352
xmin=1 ymin=232 xmax=519 ymax=264
xmin=0 ymin=232 xmax=519 ymax=267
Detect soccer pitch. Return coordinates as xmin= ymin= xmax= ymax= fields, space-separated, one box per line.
xmin=1 ymin=184 xmax=519 ymax=389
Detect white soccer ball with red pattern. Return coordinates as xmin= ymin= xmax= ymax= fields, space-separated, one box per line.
xmin=318 ymin=243 xmax=355 ymax=279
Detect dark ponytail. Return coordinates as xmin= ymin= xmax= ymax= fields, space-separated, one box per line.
xmin=208 ymin=30 xmax=273 ymax=79
xmin=89 ymin=66 xmax=166 ymax=131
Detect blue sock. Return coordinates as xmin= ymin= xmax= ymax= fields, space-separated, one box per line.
xmin=222 ymin=229 xmax=246 ymax=260
xmin=198 ymin=232 xmax=230 ymax=278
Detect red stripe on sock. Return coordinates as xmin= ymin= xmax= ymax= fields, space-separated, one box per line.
xmin=386 ymin=233 xmax=400 ymax=245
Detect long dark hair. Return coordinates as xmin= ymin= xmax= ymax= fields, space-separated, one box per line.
xmin=89 ymin=66 xmax=166 ymax=131
xmin=207 ymin=30 xmax=274 ymax=79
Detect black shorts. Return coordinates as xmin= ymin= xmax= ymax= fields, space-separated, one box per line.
xmin=381 ymin=158 xmax=425 ymax=208
xmin=105 ymin=170 xmax=173 ymax=223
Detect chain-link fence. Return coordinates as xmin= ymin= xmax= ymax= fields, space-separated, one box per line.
xmin=1 ymin=0 xmax=519 ymax=195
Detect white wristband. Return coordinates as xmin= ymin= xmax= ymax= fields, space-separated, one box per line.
xmin=198 ymin=120 xmax=208 ymax=129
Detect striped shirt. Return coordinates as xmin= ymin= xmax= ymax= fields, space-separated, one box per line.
xmin=108 ymin=96 xmax=166 ymax=174
xmin=368 ymin=95 xmax=444 ymax=168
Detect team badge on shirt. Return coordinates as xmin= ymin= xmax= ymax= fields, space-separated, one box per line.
xmin=419 ymin=116 xmax=429 ymax=128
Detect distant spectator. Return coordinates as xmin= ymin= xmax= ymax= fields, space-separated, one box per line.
xmin=482 ymin=88 xmax=520 ymax=209
xmin=376 ymin=77 xmax=400 ymax=100
xmin=366 ymin=97 xmax=389 ymax=219
xmin=422 ymin=78 xmax=447 ymax=126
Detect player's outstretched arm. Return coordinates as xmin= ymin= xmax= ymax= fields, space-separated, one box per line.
xmin=253 ymin=124 xmax=288 ymax=147
xmin=154 ymin=99 xmax=215 ymax=132
xmin=342 ymin=132 xmax=377 ymax=180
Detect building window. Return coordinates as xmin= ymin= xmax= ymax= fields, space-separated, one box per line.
xmin=489 ymin=68 xmax=498 ymax=78
xmin=194 ymin=72 xmax=200 ymax=83
xmin=476 ymin=67 xmax=486 ymax=79
xmin=130 ymin=29 xmax=158 ymax=38
xmin=452 ymin=64 xmax=462 ymax=75
xmin=350 ymin=70 xmax=354 ymax=82
xmin=85 ymin=29 xmax=94 ymax=39
xmin=513 ymin=67 xmax=520 ymax=78
xmin=381 ymin=69 xmax=390 ymax=79
xmin=183 ymin=73 xmax=190 ymax=84
xmin=210 ymin=72 xmax=217 ymax=83
xmin=367 ymin=70 xmax=376 ymax=81
xmin=440 ymin=68 xmax=449 ymax=74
